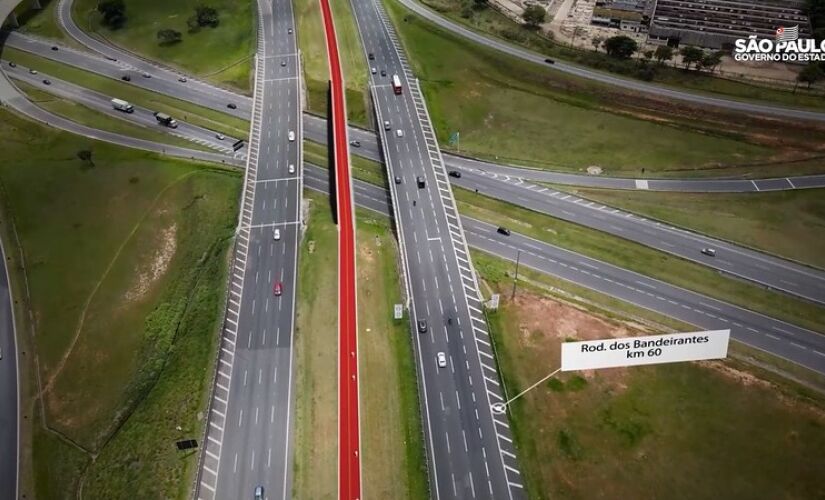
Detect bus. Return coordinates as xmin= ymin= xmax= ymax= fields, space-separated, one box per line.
xmin=391 ymin=74 xmax=402 ymax=95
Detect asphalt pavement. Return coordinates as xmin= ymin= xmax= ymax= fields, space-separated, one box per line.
xmin=351 ymin=0 xmax=526 ymax=497
xmin=301 ymin=164 xmax=825 ymax=377
xmin=194 ymin=0 xmax=302 ymax=498
xmin=0 ymin=235 xmax=19 ymax=500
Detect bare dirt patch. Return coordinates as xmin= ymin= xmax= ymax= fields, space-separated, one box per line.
xmin=124 ymin=223 xmax=178 ymax=303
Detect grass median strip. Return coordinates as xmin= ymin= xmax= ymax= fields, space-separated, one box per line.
xmin=454 ymin=187 xmax=825 ymax=335
xmin=4 ymin=47 xmax=249 ymax=138
xmin=548 ymin=185 xmax=825 ymax=270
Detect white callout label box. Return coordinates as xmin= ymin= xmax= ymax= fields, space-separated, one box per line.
xmin=561 ymin=330 xmax=730 ymax=371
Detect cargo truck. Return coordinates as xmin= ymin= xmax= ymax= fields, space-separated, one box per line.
xmin=111 ymin=98 xmax=134 ymax=113
xmin=153 ymin=111 xmax=178 ymax=128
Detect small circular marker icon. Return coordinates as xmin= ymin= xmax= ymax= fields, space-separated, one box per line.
xmin=491 ymin=402 xmax=506 ymax=414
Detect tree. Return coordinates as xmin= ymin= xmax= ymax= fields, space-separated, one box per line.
xmin=157 ymin=29 xmax=182 ymax=45
xmin=602 ymin=35 xmax=638 ymax=60
xmin=654 ymin=45 xmax=674 ymax=65
xmin=700 ymin=50 xmax=724 ymax=73
xmin=473 ymin=0 xmax=489 ymax=9
xmin=521 ymin=5 xmax=546 ymax=28
xmin=195 ymin=5 xmax=220 ymax=28
xmin=679 ymin=46 xmax=704 ymax=70
xmin=97 ymin=0 xmax=126 ymax=29
xmin=591 ymin=36 xmax=603 ymax=52
xmin=797 ymin=62 xmax=824 ymax=89
xmin=77 ymin=149 xmax=94 ymax=167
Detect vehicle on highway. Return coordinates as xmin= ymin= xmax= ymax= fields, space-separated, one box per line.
xmin=350 ymin=140 xmax=361 ymax=147
xmin=701 ymin=247 xmax=717 ymax=257
xmin=216 ymin=133 xmax=226 ymax=140
xmin=273 ymin=281 xmax=283 ymax=296
xmin=51 ymin=45 xmax=58 ymax=51
xmin=437 ymin=352 xmax=447 ymax=368
xmin=371 ymin=67 xmax=377 ymax=74
xmin=497 ymin=226 xmax=511 ymax=236
xmin=288 ymin=130 xmax=295 ymax=141
xmin=380 ymin=69 xmax=386 ymax=77
xmin=178 ymin=76 xmax=187 ymax=83
xmin=227 ymin=103 xmax=237 ymax=109
xmin=288 ymin=28 xmax=293 ymax=34
xmin=142 ymin=71 xmax=151 ymax=78
xmin=254 ymin=485 xmax=264 ymax=500
xmin=417 ymin=319 xmax=428 ymax=333
xmin=448 ymin=170 xmax=461 ymax=178
xmin=28 ymin=69 xmax=37 ymax=75
xmin=368 ymin=52 xmax=375 ymax=60
xmin=153 ymin=111 xmax=178 ymax=128
xmin=394 ymin=176 xmax=402 ymax=185
xmin=395 ymin=129 xmax=404 ymax=138
xmin=417 ymin=176 xmax=425 ymax=188
xmin=288 ymin=163 xmax=295 ymax=174
xmin=0 ymin=347 xmax=3 ymax=360
xmin=544 ymin=58 xmax=555 ymax=64
xmin=281 ymin=60 xmax=287 ymax=67
xmin=8 ymin=61 xmax=15 ymax=68
xmin=105 ymin=56 xmax=117 ymax=61
xmin=42 ymin=79 xmax=51 ymax=85
xmin=391 ymin=74 xmax=402 ymax=95
xmin=111 ymin=98 xmax=135 ymax=113
xmin=274 ymin=228 xmax=281 ymax=240
xmin=121 ymin=74 xmax=131 ymax=81
xmin=383 ymin=120 xmax=391 ymax=131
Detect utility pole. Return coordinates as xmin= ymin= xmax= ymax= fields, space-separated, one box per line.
xmin=511 ymin=249 xmax=521 ymax=300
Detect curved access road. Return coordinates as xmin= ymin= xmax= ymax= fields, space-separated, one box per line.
xmin=394 ymin=0 xmax=825 ymax=122
xmin=9 ymin=32 xmax=825 ymax=193
xmin=0 ymin=228 xmax=19 ymax=500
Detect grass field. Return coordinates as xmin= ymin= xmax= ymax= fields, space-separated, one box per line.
xmin=357 ymin=214 xmax=428 ymax=499
xmin=12 ymin=0 xmax=76 ymax=45
xmin=295 ymin=0 xmax=369 ymax=124
xmin=293 ymin=193 xmax=339 ymax=500
xmin=479 ymin=269 xmax=825 ymax=499
xmin=15 ymin=80 xmax=214 ymax=152
xmin=417 ymin=0 xmax=825 ymax=110
xmin=454 ymin=188 xmax=825 ymax=335
xmin=552 ymin=186 xmax=825 ymax=270
xmin=0 ymin=108 xmax=240 ymax=496
xmin=3 ymin=47 xmax=249 ymax=138
xmin=382 ymin=0 xmax=825 ymax=176
xmin=72 ymin=0 xmax=254 ymax=92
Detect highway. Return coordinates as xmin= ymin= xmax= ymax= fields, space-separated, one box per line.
xmin=0 ymin=235 xmax=19 ymax=500
xmin=394 ymin=0 xmax=825 ymax=122
xmin=300 ymin=164 xmax=825 ymax=377
xmin=194 ymin=0 xmax=302 ymax=497
xmin=10 ymin=33 xmax=825 ymax=194
xmin=351 ymin=0 xmax=526 ymax=497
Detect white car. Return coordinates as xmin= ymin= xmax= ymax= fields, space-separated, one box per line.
xmin=371 ymin=67 xmax=377 ymax=74
xmin=215 ymin=133 xmax=225 ymax=140
xmin=288 ymin=130 xmax=295 ymax=142
xmin=395 ymin=129 xmax=404 ymax=138
xmin=288 ymin=163 xmax=295 ymax=174
xmin=437 ymin=352 xmax=447 ymax=368
xmin=274 ymin=228 xmax=281 ymax=240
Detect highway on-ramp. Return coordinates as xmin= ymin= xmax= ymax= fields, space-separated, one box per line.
xmin=194 ymin=0 xmax=302 ymax=498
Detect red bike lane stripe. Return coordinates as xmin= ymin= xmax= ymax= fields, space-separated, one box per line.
xmin=319 ymin=1 xmax=361 ymax=499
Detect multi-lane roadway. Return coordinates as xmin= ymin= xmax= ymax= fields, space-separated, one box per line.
xmin=0 ymin=236 xmax=19 ymax=500
xmin=195 ymin=0 xmax=302 ymax=498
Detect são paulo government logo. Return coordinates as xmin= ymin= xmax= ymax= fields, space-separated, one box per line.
xmin=734 ymin=25 xmax=825 ymax=62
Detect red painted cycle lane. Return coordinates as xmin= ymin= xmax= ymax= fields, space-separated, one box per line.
xmin=319 ymin=1 xmax=362 ymax=499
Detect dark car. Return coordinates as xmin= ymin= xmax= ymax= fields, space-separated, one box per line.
xmin=544 ymin=58 xmax=555 ymax=64
xmin=417 ymin=176 xmax=425 ymax=188
xmin=227 ymin=103 xmax=237 ymax=109
xmin=51 ymin=46 xmax=59 ymax=51
xmin=448 ymin=170 xmax=461 ymax=178
xmin=121 ymin=74 xmax=131 ymax=81
xmin=497 ymin=227 xmax=511 ymax=236
xmin=368 ymin=52 xmax=375 ymax=60
xmin=701 ymin=247 xmax=717 ymax=257
xmin=380 ymin=70 xmax=386 ymax=77
xmin=105 ymin=56 xmax=117 ymax=61
xmin=178 ymin=76 xmax=187 ymax=83
xmin=42 ymin=79 xmax=52 ymax=85
xmin=417 ymin=319 xmax=428 ymax=333
xmin=350 ymin=140 xmax=361 ymax=147
xmin=8 ymin=61 xmax=15 ymax=68
xmin=394 ymin=176 xmax=402 ymax=185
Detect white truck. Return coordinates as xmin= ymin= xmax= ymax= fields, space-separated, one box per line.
xmin=111 ymin=98 xmax=134 ymax=113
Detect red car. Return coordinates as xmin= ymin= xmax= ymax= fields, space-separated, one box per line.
xmin=273 ymin=281 xmax=283 ymax=296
